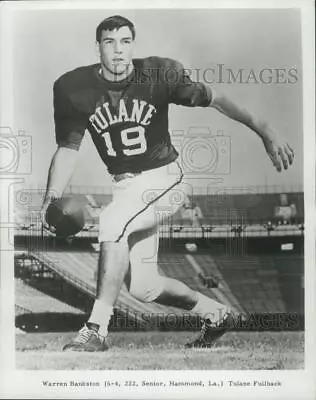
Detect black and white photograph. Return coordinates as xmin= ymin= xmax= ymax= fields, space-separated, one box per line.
xmin=0 ymin=1 xmax=315 ymax=399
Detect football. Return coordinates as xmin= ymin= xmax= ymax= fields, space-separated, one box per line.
xmin=45 ymin=197 xmax=86 ymax=238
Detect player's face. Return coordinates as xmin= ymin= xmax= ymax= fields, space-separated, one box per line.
xmin=98 ymin=27 xmax=134 ymax=75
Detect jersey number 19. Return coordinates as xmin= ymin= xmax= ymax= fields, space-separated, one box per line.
xmin=103 ymin=126 xmax=147 ymax=157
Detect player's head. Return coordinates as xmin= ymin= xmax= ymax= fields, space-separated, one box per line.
xmin=96 ymin=15 xmax=135 ymax=76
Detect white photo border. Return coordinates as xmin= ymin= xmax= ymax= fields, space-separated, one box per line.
xmin=0 ymin=0 xmax=315 ymax=399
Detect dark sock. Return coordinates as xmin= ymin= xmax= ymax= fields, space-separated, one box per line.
xmin=86 ymin=322 xmax=100 ymax=332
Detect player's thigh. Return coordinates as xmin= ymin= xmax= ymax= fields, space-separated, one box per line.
xmin=98 ymin=183 xmax=147 ymax=242
xmin=124 ymin=179 xmax=190 ymax=236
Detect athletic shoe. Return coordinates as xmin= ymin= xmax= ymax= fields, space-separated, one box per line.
xmin=185 ymin=312 xmax=233 ymax=348
xmin=62 ymin=324 xmax=109 ymax=352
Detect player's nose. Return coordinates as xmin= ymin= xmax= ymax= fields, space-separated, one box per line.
xmin=114 ymin=42 xmax=123 ymax=53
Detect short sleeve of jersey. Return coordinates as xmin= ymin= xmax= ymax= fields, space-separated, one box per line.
xmin=53 ymin=79 xmax=87 ymax=150
xmin=166 ymin=59 xmax=214 ymax=107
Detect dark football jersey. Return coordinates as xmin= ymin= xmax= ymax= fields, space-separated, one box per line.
xmin=53 ymin=57 xmax=214 ymax=174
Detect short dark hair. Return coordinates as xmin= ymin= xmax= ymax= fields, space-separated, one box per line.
xmin=96 ymin=15 xmax=135 ymax=42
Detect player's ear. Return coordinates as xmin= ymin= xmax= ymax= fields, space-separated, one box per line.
xmin=94 ymin=41 xmax=101 ymax=59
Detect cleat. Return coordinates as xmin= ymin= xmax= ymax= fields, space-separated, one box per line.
xmin=185 ymin=312 xmax=233 ymax=348
xmin=63 ymin=324 xmax=109 ymax=352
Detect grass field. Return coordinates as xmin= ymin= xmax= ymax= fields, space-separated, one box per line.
xmin=16 ymin=331 xmax=304 ymax=370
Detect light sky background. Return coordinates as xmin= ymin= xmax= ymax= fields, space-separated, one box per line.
xmin=13 ymin=8 xmax=303 ymax=193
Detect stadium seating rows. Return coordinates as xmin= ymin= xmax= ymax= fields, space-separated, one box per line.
xmin=15 ymin=278 xmax=83 ymax=314
xmin=159 ymin=253 xmax=303 ymax=314
xmin=17 ymin=249 xmax=303 ymax=317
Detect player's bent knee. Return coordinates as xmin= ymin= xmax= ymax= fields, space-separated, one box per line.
xmin=129 ymin=276 xmax=164 ymax=303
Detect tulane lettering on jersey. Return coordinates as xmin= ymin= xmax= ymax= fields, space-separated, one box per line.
xmin=89 ymin=99 xmax=157 ymax=132
xmin=53 ymin=57 xmax=213 ymax=174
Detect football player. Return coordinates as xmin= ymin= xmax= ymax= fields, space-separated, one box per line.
xmin=41 ymin=15 xmax=294 ymax=351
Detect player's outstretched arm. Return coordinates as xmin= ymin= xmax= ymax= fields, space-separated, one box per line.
xmin=209 ymin=92 xmax=294 ymax=172
xmin=41 ymin=146 xmax=79 ymax=234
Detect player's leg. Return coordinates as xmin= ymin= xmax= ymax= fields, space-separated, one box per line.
xmin=128 ymin=227 xmax=229 ymax=309
xmin=128 ymin=225 xmax=198 ymax=309
xmin=127 ymin=210 xmax=231 ymax=341
xmin=127 ymin=225 xmax=197 ymax=309
xmin=126 ymin=182 xmax=232 ymax=349
xmin=128 ymin=232 xmax=231 ymax=348
xmin=90 ymin=240 xmax=129 ymax=331
xmin=63 ymin=240 xmax=130 ymax=351
xmin=125 ymin=172 xmax=232 ymax=347
xmin=125 ymin=166 xmax=232 ymax=347
xmin=63 ymin=184 xmax=135 ymax=351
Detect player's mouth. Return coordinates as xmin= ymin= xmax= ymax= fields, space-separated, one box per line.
xmin=112 ymin=58 xmax=125 ymax=63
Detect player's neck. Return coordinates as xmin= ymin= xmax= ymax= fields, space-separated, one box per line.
xmin=100 ymin=62 xmax=134 ymax=82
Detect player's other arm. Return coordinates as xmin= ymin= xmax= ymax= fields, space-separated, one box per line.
xmin=209 ymin=92 xmax=294 ymax=172
xmin=41 ymin=79 xmax=86 ymax=233
xmin=166 ymin=58 xmax=294 ymax=172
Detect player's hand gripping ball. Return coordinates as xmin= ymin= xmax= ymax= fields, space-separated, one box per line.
xmin=45 ymin=197 xmax=85 ymax=238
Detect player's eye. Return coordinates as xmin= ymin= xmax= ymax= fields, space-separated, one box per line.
xmin=123 ymin=39 xmax=131 ymax=44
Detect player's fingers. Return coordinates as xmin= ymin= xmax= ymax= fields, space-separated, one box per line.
xmin=269 ymin=151 xmax=282 ymax=172
xmin=47 ymin=229 xmax=56 ymax=237
xmin=285 ymin=143 xmax=294 ymax=165
xmin=43 ymin=225 xmax=54 ymax=236
xmin=42 ymin=222 xmax=56 ymax=236
xmin=286 ymin=142 xmax=294 ymax=156
xmin=278 ymin=147 xmax=288 ymax=170
xmin=284 ymin=147 xmax=293 ymax=165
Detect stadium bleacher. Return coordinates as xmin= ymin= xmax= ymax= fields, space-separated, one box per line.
xmin=268 ymin=256 xmax=304 ymax=314
xmin=15 ymin=278 xmax=83 ymax=315
xmin=205 ymin=254 xmax=304 ymax=314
